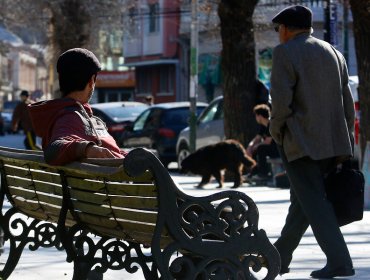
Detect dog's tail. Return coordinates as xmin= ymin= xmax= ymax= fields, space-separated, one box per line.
xmin=233 ymin=140 xmax=256 ymax=168
xmin=242 ymin=153 xmax=257 ymax=168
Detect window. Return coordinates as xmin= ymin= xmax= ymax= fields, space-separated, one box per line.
xmin=138 ymin=68 xmax=153 ymax=94
xmin=148 ymin=3 xmax=159 ymax=33
xmin=199 ymin=98 xmax=223 ymax=124
xmin=128 ymin=7 xmax=139 ymax=35
xmin=159 ymin=66 xmax=174 ymax=94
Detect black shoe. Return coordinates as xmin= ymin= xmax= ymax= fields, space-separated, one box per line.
xmin=310 ymin=265 xmax=354 ymax=279
xmin=279 ymin=265 xmax=290 ymax=275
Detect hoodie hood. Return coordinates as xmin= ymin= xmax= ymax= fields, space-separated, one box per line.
xmin=28 ymin=98 xmax=93 ymax=138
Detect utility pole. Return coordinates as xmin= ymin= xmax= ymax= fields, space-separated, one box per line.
xmin=323 ymin=0 xmax=337 ymax=46
xmin=189 ymin=0 xmax=198 ymax=153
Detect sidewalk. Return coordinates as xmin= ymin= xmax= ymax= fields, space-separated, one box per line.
xmin=0 ymin=134 xmax=369 ymax=279
xmin=1 ymin=175 xmax=369 ymax=279
xmin=177 ymin=176 xmax=370 ymax=280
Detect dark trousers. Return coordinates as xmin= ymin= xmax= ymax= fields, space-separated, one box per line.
xmin=252 ymin=143 xmax=280 ymax=176
xmin=274 ymin=146 xmax=352 ymax=269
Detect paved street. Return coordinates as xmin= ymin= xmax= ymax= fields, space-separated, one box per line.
xmin=0 ymin=134 xmax=369 ymax=279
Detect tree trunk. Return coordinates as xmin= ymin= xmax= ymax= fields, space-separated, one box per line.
xmin=350 ymin=1 xmax=370 ymax=162
xmin=50 ymin=0 xmax=92 ymax=54
xmin=218 ymin=0 xmax=259 ymax=147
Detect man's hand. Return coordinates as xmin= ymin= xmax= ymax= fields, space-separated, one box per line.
xmin=85 ymin=145 xmax=116 ymax=159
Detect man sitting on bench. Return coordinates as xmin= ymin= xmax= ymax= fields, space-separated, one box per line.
xmin=29 ymin=48 xmax=126 ymax=166
xmin=246 ymin=104 xmax=280 ymax=179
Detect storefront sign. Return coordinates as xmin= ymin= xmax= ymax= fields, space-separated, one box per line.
xmin=96 ymin=71 xmax=135 ymax=88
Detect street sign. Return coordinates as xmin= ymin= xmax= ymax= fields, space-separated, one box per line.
xmin=323 ymin=0 xmax=337 ymax=46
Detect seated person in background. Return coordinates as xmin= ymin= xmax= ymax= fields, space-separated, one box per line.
xmin=144 ymin=95 xmax=154 ymax=106
xmin=29 ymin=48 xmax=126 ymax=165
xmin=246 ymin=104 xmax=279 ymax=179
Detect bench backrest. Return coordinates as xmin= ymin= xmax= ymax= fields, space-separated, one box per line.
xmin=0 ymin=146 xmax=168 ymax=246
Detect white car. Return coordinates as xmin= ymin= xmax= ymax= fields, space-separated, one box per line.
xmin=176 ymin=96 xmax=225 ymax=168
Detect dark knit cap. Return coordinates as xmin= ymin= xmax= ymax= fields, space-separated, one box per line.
xmin=57 ymin=48 xmax=101 ymax=78
xmin=20 ymin=90 xmax=29 ymax=97
xmin=272 ymin=5 xmax=312 ymax=28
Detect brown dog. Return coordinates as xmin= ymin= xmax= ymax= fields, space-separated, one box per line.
xmin=180 ymin=139 xmax=256 ymax=189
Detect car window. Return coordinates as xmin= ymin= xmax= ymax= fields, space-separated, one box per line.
xmin=163 ymin=107 xmax=206 ymax=126
xmin=215 ymin=99 xmax=224 ymax=119
xmin=162 ymin=109 xmax=188 ymax=126
xmin=198 ymin=99 xmax=223 ymax=124
xmin=133 ymin=110 xmax=151 ymax=131
xmin=144 ymin=109 xmax=162 ymax=129
xmin=102 ymin=105 xmax=148 ymax=121
xmin=92 ymin=109 xmax=107 ymax=122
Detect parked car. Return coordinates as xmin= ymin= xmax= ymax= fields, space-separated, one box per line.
xmin=349 ymin=75 xmax=360 ymax=167
xmin=176 ymin=96 xmax=225 ymax=168
xmin=1 ymin=100 xmax=22 ymax=133
xmin=2 ymin=100 xmax=21 ymax=133
xmin=1 ymin=112 xmax=13 ymax=134
xmin=91 ymin=101 xmax=148 ymax=146
xmin=177 ymin=76 xmax=361 ymax=168
xmin=121 ymin=102 xmax=208 ymax=167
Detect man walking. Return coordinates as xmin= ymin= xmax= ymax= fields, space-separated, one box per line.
xmin=269 ymin=5 xmax=355 ymax=279
xmin=12 ymin=90 xmax=39 ymax=150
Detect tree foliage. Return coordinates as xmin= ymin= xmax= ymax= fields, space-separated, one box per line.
xmin=349 ymin=0 xmax=370 ymax=160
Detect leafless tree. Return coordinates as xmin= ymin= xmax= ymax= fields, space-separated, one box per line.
xmin=0 ymin=0 xmax=126 ymax=64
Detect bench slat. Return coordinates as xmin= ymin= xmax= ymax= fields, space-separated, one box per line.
xmin=76 ymin=212 xmax=159 ymax=236
xmin=6 ymin=176 xmax=63 ymax=196
xmin=67 ymin=177 xmax=157 ymax=197
xmin=70 ymin=189 xmax=158 ymax=210
xmin=83 ymin=221 xmax=172 ymax=247
xmin=4 ymin=165 xmax=62 ymax=185
xmin=11 ymin=196 xmax=75 ymax=226
xmin=8 ymin=185 xmax=63 ymax=207
xmin=71 ymin=200 xmax=158 ymax=224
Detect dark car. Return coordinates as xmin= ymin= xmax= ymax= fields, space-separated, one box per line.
xmin=2 ymin=100 xmax=22 ymax=133
xmin=122 ymin=102 xmax=208 ymax=167
xmin=91 ymin=101 xmax=148 ymax=146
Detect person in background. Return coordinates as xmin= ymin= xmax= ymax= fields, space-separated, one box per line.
xmin=12 ymin=90 xmax=39 ymax=150
xmin=246 ymin=104 xmax=279 ymax=179
xmin=255 ymin=79 xmax=270 ymax=107
xmin=144 ymin=95 xmax=154 ymax=106
xmin=29 ymin=48 xmax=126 ymax=166
xmin=269 ymin=5 xmax=355 ymax=278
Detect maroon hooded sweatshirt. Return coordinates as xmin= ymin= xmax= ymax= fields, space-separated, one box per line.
xmin=28 ymin=98 xmax=125 ymax=165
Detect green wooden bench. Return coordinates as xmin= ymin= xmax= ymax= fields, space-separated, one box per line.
xmin=0 ymin=146 xmax=280 ymax=279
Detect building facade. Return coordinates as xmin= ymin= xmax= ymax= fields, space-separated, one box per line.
xmin=123 ymin=0 xmax=357 ymax=104
xmin=123 ymin=0 xmax=181 ymax=104
xmin=0 ymin=26 xmax=49 ymax=108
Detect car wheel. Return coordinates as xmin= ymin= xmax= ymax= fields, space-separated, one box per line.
xmin=177 ymin=144 xmax=190 ymax=170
